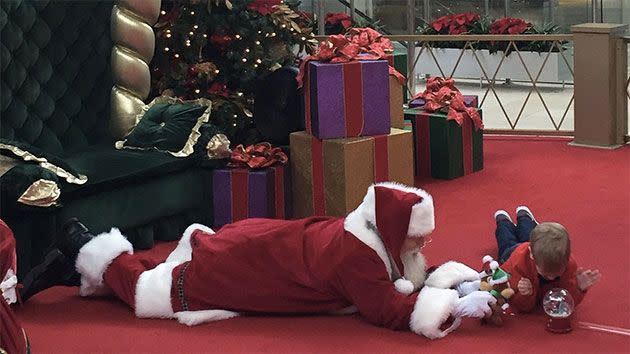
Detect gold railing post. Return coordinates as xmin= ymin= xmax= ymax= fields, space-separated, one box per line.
xmin=571 ymin=23 xmax=628 ymax=148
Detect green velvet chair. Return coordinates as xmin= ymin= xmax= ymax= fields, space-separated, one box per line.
xmin=0 ymin=0 xmax=219 ymax=279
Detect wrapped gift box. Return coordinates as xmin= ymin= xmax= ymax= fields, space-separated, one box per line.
xmin=409 ymin=95 xmax=478 ymax=109
xmin=405 ymin=108 xmax=483 ymax=179
xmin=389 ymin=76 xmax=405 ymax=129
xmin=386 ymin=52 xmax=408 ymax=101
xmin=386 ymin=52 xmax=407 ymax=129
xmin=212 ymin=166 xmax=291 ymax=227
xmin=304 ymin=60 xmax=390 ymax=139
xmin=290 ymin=128 xmax=413 ymax=217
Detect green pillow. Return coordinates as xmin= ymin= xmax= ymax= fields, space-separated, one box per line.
xmin=116 ymin=96 xmax=212 ymax=157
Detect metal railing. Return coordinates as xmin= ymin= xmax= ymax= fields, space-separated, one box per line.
xmin=393 ymin=34 xmax=575 ymax=134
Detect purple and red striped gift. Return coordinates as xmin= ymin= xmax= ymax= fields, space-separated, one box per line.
xmin=304 ymin=60 xmax=390 ymax=139
xmin=212 ymin=166 xmax=291 ymax=228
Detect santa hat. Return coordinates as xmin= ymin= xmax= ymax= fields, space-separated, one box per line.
xmin=366 ymin=182 xmax=435 ymax=276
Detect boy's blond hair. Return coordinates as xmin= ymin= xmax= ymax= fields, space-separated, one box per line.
xmin=529 ymin=222 xmax=571 ymax=273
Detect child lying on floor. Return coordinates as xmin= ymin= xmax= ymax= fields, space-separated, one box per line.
xmin=492 ymin=206 xmax=601 ymax=312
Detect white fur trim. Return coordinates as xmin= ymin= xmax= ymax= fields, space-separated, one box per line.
xmin=482 ymin=255 xmax=493 ymax=263
xmin=166 ymin=223 xmax=215 ymax=263
xmin=1 ymin=269 xmax=17 ymax=304
xmin=409 ymin=287 xmax=460 ymax=339
xmin=344 ymin=209 xmax=392 ymax=279
xmin=75 ymin=228 xmax=133 ymax=296
xmin=174 ymin=310 xmax=239 ymax=326
xmin=357 ymin=182 xmax=435 ymax=238
xmin=394 ymin=278 xmax=415 ymax=295
xmin=135 ymin=261 xmax=179 ymax=318
xmin=424 ymin=261 xmax=481 ymax=289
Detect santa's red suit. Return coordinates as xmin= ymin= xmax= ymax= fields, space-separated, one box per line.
xmin=1 ymin=219 xmax=29 ymax=354
xmin=75 ymin=182 xmax=494 ymax=339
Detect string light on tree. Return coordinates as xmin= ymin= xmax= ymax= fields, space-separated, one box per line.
xmin=151 ymin=0 xmax=316 ymax=141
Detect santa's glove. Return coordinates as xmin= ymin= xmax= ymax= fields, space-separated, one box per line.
xmin=451 ymin=291 xmax=496 ymax=318
xmin=455 ymin=280 xmax=481 ymax=297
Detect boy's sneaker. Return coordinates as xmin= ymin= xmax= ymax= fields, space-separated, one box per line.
xmin=494 ymin=210 xmax=513 ymax=223
xmin=516 ymin=206 xmax=537 ymax=223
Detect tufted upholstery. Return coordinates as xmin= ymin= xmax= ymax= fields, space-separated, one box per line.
xmin=0 ymin=0 xmax=113 ymax=156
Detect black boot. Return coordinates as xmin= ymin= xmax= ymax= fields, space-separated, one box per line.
xmin=18 ymin=218 xmax=94 ymax=302
xmin=58 ymin=217 xmax=96 ymax=260
xmin=18 ymin=248 xmax=79 ymax=302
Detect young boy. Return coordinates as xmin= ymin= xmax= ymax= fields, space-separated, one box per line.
xmin=494 ymin=206 xmax=601 ymax=312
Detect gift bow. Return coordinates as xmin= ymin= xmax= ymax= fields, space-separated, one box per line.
xmin=296 ymin=28 xmax=405 ymax=87
xmin=412 ymin=77 xmax=483 ymax=130
xmin=228 ymin=142 xmax=288 ymax=169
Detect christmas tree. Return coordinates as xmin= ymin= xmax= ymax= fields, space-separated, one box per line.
xmin=151 ymin=0 xmax=317 ymax=143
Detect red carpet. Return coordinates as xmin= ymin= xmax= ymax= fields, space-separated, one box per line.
xmin=13 ymin=138 xmax=630 ymax=353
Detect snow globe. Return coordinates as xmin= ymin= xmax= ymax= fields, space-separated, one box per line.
xmin=543 ymin=288 xmax=574 ymax=333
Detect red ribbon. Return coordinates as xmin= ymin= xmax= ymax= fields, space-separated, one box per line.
xmin=297 ymin=28 xmax=405 ymax=87
xmin=272 ymin=166 xmax=286 ymax=219
xmin=228 ymin=143 xmax=288 ymax=169
xmin=412 ymin=77 xmax=483 ymax=130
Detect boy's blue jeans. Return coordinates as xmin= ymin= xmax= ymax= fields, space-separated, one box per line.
xmin=496 ymin=215 xmax=537 ymax=264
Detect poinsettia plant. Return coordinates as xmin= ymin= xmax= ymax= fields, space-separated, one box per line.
xmin=416 ymin=13 xmax=563 ymax=54
xmin=297 ymin=11 xmax=385 ymax=35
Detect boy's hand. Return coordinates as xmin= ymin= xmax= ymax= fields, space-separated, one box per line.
xmin=517 ymin=277 xmax=533 ymax=296
xmin=577 ymin=268 xmax=601 ymax=292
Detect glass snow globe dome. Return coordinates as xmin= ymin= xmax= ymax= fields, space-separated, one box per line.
xmin=543 ymin=288 xmax=575 ymax=333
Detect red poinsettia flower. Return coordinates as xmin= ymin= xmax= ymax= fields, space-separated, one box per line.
xmin=247 ymin=0 xmax=281 ymax=16
xmin=431 ymin=15 xmax=451 ymax=32
xmin=326 ymin=12 xmax=353 ymax=29
xmin=207 ymin=82 xmax=230 ymax=97
xmin=448 ymin=25 xmax=468 ymax=35
xmin=490 ymin=17 xmax=530 ymax=35
xmin=432 ymin=13 xmax=480 ymax=34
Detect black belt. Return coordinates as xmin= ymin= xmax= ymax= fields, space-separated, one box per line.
xmin=176 ymin=262 xmax=190 ymax=311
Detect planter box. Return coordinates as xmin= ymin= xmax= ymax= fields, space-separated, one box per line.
xmin=415 ymin=48 xmax=572 ymax=83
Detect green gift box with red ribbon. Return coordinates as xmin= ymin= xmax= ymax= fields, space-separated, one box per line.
xmin=405 ymin=107 xmax=483 ymax=179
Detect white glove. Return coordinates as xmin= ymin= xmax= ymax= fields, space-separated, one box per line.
xmin=451 ymin=291 xmax=496 ymax=318
xmin=455 ymin=280 xmax=481 ymax=297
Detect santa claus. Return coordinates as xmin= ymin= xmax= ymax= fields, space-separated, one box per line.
xmin=20 ymin=182 xmax=495 ymax=339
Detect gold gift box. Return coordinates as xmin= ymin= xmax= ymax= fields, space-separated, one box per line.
xmin=290 ymin=128 xmax=414 ymax=218
xmin=389 ymin=76 xmax=405 ymax=129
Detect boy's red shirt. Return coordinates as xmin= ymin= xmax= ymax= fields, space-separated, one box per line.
xmin=501 ymin=243 xmax=585 ymax=312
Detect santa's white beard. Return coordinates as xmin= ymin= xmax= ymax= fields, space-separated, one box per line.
xmin=401 ymin=248 xmax=427 ymax=291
